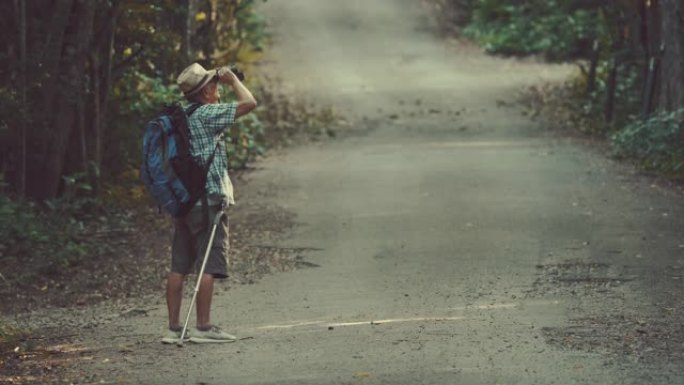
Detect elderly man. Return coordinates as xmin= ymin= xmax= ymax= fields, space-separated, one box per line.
xmin=162 ymin=63 xmax=256 ymax=344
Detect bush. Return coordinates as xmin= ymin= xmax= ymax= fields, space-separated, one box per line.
xmin=610 ymin=109 xmax=684 ymax=175
xmin=463 ymin=0 xmax=602 ymax=61
xmin=571 ymin=62 xmax=643 ymax=133
xmin=0 ymin=192 xmax=112 ymax=276
xmin=227 ymin=112 xmax=266 ymax=170
xmin=107 ymin=70 xmax=182 ymax=179
xmin=0 ymin=322 xmax=26 ymax=350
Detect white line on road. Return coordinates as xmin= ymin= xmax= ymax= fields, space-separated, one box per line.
xmin=256 ymin=316 xmax=465 ymax=330
xmin=252 ymin=301 xmax=561 ymax=331
xmin=423 ymin=141 xmax=537 ymax=148
xmin=372 ymin=141 xmax=538 ymax=150
xmin=255 ymin=320 xmax=326 ymax=329
xmin=329 ymin=316 xmax=465 ymax=328
xmin=447 ymin=303 xmax=519 ymax=311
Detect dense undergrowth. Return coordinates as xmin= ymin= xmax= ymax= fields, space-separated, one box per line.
xmin=611 ymin=109 xmax=684 ymax=177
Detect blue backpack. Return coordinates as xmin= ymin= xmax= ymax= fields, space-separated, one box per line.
xmin=141 ymin=103 xmax=217 ymax=217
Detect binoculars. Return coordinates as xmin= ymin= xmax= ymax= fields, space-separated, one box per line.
xmin=229 ymin=66 xmax=245 ymax=81
xmin=215 ymin=66 xmax=245 ymax=82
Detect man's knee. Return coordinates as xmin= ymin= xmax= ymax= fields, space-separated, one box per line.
xmin=199 ymin=273 xmax=214 ymax=284
xmin=167 ymin=272 xmax=185 ymax=288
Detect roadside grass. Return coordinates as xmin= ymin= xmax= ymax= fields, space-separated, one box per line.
xmin=0 ymin=197 xmax=171 ymax=314
xmin=1 ymin=322 xmax=88 ymax=384
xmin=0 ymin=323 xmax=28 ymax=351
xmin=0 ymin=323 xmax=35 ymax=382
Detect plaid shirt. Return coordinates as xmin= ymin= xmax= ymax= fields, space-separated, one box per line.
xmin=186 ymin=102 xmax=238 ymax=206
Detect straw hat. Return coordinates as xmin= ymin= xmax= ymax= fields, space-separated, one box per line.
xmin=176 ymin=63 xmax=218 ymax=97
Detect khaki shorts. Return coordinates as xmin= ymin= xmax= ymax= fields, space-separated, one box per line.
xmin=171 ymin=205 xmax=229 ymax=278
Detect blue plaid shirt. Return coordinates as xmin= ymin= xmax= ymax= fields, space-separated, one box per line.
xmin=186 ymin=102 xmax=238 ymax=206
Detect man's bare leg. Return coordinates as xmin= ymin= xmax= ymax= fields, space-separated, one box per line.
xmin=166 ymin=272 xmax=185 ymax=329
xmin=196 ymin=273 xmax=214 ymax=329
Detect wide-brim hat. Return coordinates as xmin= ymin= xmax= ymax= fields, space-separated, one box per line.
xmin=177 ymin=63 xmax=218 ymax=97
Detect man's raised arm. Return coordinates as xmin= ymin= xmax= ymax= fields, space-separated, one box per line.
xmin=218 ymin=67 xmax=257 ymax=118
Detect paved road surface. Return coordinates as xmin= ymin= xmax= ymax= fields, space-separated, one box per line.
xmin=75 ymin=1 xmax=684 ymax=384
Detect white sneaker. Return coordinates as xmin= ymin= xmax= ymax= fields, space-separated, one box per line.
xmin=161 ymin=328 xmax=188 ymax=344
xmin=189 ymin=325 xmax=237 ymax=343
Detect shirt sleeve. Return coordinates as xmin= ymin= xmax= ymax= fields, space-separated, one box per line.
xmin=199 ymin=102 xmax=238 ymax=135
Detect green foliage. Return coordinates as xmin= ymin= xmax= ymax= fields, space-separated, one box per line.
xmin=0 ymin=195 xmax=87 ymax=272
xmin=106 ymin=0 xmax=270 ymax=180
xmin=44 ymin=172 xmax=97 ymax=213
xmin=611 ymin=110 xmax=684 ymax=175
xmin=0 ymin=87 xmax=21 ymax=133
xmin=0 ymin=323 xmax=26 ymax=349
xmin=235 ymin=2 xmax=269 ymax=52
xmin=571 ymin=62 xmax=642 ymax=132
xmin=463 ymin=0 xmax=603 ymax=61
xmin=113 ymin=2 xmax=186 ymax=77
xmin=106 ymin=70 xmax=181 ymax=178
xmin=227 ymin=112 xmax=266 ymax=170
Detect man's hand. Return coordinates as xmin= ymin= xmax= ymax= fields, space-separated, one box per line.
xmin=217 ymin=66 xmax=239 ymax=86
xmin=217 ymin=66 xmax=257 ymax=118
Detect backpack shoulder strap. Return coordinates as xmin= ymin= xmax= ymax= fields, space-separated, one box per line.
xmin=186 ymin=103 xmax=202 ymax=117
xmin=185 ymin=101 xmax=219 ymax=226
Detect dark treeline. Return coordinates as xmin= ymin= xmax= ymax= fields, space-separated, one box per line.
xmin=0 ymin=0 xmax=265 ymax=201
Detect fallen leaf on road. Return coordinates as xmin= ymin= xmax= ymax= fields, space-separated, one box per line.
xmin=353 ymin=371 xmax=371 ymax=379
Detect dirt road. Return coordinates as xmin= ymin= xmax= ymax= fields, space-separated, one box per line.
xmin=18 ymin=0 xmax=684 ymax=384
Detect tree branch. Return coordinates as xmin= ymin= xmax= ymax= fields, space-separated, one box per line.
xmin=111 ymin=46 xmax=144 ymax=77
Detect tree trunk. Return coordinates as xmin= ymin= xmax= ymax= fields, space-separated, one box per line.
xmin=92 ymin=53 xmax=101 ymax=184
xmin=31 ymin=0 xmax=96 ymax=199
xmin=78 ymin=82 xmax=87 ymax=173
xmin=640 ymin=0 xmax=660 ymax=117
xmin=39 ymin=0 xmax=74 ymax=124
xmin=201 ymin=0 xmax=217 ymax=61
xmin=605 ymin=57 xmax=619 ymax=125
xmin=91 ymin=1 xmax=119 ymax=192
xmin=587 ymin=39 xmax=600 ymax=94
xmin=185 ymin=0 xmax=197 ymax=61
xmin=658 ymin=0 xmax=684 ymax=111
xmin=19 ymin=0 xmax=27 ymax=197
